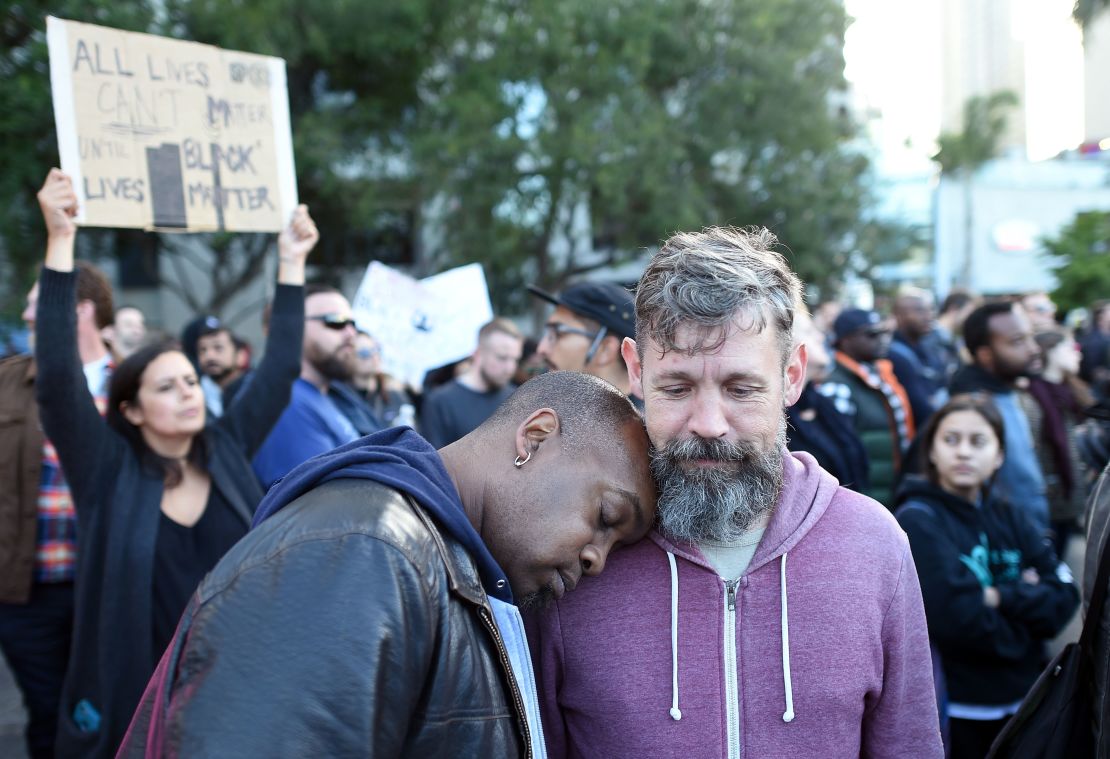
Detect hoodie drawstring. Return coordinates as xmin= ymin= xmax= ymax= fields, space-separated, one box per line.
xmin=665 ymin=549 xmax=795 ymax=724
xmin=667 ymin=551 xmax=682 ymax=720
xmin=780 ymin=552 xmax=795 ymax=723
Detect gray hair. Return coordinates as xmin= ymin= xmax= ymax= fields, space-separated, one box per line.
xmin=635 ymin=226 xmax=803 ymax=362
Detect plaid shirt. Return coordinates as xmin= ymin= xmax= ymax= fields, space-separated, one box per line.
xmin=34 ymin=360 xmax=111 ymax=583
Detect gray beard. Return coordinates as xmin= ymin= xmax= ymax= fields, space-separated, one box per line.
xmin=650 ymin=421 xmax=786 ymax=544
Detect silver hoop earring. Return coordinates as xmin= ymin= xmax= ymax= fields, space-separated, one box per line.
xmin=514 ymin=450 xmax=532 ymax=468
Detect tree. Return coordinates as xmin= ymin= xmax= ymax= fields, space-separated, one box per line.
xmin=1074 ymin=0 xmax=1110 ymax=28
xmin=412 ymin=0 xmax=877 ymax=308
xmin=932 ymin=90 xmax=1018 ymax=289
xmin=4 ymin=0 xmax=884 ymax=321
xmin=165 ymin=0 xmax=463 ymax=275
xmin=0 ymin=2 xmax=157 ymax=318
xmin=1044 ymin=211 xmax=1110 ymax=315
xmin=1 ymin=0 xmax=452 ymax=321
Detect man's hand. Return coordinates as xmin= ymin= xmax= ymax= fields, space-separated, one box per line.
xmin=983 ymin=586 xmax=1001 ymax=608
xmin=38 ymin=169 xmax=78 ymax=240
xmin=278 ymin=204 xmax=319 ymax=264
xmin=1021 ymin=567 xmax=1040 ymax=585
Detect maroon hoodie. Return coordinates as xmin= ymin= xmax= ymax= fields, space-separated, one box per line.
xmin=526 ymin=450 xmax=943 ymax=758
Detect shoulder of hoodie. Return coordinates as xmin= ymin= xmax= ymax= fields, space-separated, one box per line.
xmin=803 ymin=477 xmax=911 ymax=563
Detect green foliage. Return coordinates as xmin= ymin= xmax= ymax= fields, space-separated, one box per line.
xmin=932 ymin=91 xmax=1019 ymax=174
xmin=413 ymin=0 xmax=874 ymax=306
xmin=0 ymin=2 xmax=157 ymax=316
xmin=932 ymin=90 xmax=1018 ymax=288
xmin=163 ymin=0 xmax=463 ymax=273
xmin=3 ymin=0 xmax=882 ymax=318
xmin=1074 ymin=0 xmax=1110 ymax=28
xmin=1045 ymin=211 xmax=1110 ymax=314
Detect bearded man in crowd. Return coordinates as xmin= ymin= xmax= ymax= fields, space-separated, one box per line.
xmin=525 ymin=226 xmax=943 ymax=758
xmin=253 ymin=285 xmax=381 ymax=488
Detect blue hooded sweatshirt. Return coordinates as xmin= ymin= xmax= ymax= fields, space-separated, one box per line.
xmin=251 ymin=426 xmax=513 ymax=604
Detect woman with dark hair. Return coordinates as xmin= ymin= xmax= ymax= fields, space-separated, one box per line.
xmin=32 ymin=169 xmax=318 ymax=758
xmin=1020 ymin=329 xmax=1094 ymax=556
xmin=895 ymin=394 xmax=1079 ymax=758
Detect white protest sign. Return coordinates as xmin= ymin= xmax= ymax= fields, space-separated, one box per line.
xmin=352 ymin=262 xmax=495 ymax=388
xmin=47 ymin=16 xmax=297 ymax=232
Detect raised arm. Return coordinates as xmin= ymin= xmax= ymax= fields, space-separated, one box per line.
xmin=38 ymin=169 xmax=79 ymax=269
xmin=276 ymin=204 xmax=316 ymax=286
xmin=220 ymin=206 xmax=317 ymax=456
xmin=33 ymin=170 xmax=119 ymax=509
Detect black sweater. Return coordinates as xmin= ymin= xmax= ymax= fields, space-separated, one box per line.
xmin=35 ymin=268 xmax=303 ymax=759
xmin=895 ymin=477 xmax=1079 ymax=707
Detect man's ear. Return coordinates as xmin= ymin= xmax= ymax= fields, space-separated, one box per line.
xmin=973 ymin=345 xmax=993 ymax=371
xmin=783 ymin=342 xmax=807 ymax=406
xmin=589 ymin=335 xmax=622 ymax=369
xmin=622 ymin=338 xmax=643 ymax=398
xmin=514 ymin=407 xmax=560 ymax=462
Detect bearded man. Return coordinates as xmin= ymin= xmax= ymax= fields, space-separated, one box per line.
xmin=253 ymin=285 xmax=381 ymax=488
xmin=525 ymin=227 xmax=943 ymax=758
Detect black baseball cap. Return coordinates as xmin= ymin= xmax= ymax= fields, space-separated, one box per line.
xmin=528 ymin=281 xmax=636 ymax=339
xmin=832 ymin=308 xmax=884 ymax=343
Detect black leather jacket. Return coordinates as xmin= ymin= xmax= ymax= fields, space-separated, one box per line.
xmin=118 ymin=478 xmax=529 ymax=757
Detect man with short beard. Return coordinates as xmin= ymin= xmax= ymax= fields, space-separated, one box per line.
xmin=253 ymin=285 xmax=380 ymax=488
xmin=193 ymin=322 xmax=246 ymax=419
xmin=949 ymin=301 xmax=1048 ymax=528
xmin=526 ymin=226 xmax=943 ymax=758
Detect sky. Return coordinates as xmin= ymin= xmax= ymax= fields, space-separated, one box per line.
xmin=843 ymin=0 xmax=1086 ymax=171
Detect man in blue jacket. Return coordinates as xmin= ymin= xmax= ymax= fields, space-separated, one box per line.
xmin=949 ymin=301 xmax=1048 ymax=528
xmin=118 ymin=370 xmax=656 ymax=758
xmin=252 ymin=284 xmax=381 ymax=488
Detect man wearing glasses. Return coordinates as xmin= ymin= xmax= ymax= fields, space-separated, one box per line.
xmin=253 ymin=285 xmax=380 ymax=489
xmin=816 ymin=308 xmax=916 ymax=510
xmin=529 ymin=281 xmax=642 ymax=409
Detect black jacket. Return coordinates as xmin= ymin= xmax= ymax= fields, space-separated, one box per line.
xmin=1085 ymin=463 xmax=1110 ymax=756
xmin=34 ymin=269 xmax=303 ymax=758
xmin=895 ymin=477 xmax=1079 ymax=706
xmin=787 ymin=383 xmax=870 ymax=493
xmin=117 ymin=478 xmax=528 ymax=757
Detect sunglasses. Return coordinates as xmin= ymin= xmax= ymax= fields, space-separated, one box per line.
xmin=356 ymin=347 xmax=381 ymax=359
xmin=307 ymin=314 xmax=356 ymax=331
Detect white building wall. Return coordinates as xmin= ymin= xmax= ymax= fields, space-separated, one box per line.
xmin=1085 ymin=12 xmax=1110 ymax=142
xmin=934 ymin=156 xmax=1110 ymax=297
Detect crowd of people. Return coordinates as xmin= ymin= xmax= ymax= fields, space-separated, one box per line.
xmin=0 ymin=169 xmax=1108 ymax=758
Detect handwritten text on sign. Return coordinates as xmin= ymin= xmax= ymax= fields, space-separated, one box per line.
xmin=47 ymin=17 xmax=297 ymax=232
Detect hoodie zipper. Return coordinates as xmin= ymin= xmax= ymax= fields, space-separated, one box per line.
xmin=724 ymin=579 xmax=740 ymax=759
xmin=478 ymin=606 xmax=533 ymax=758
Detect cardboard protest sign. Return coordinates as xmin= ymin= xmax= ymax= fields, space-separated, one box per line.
xmin=352 ymin=262 xmax=495 ymax=389
xmin=47 ymin=16 xmax=297 ymax=232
